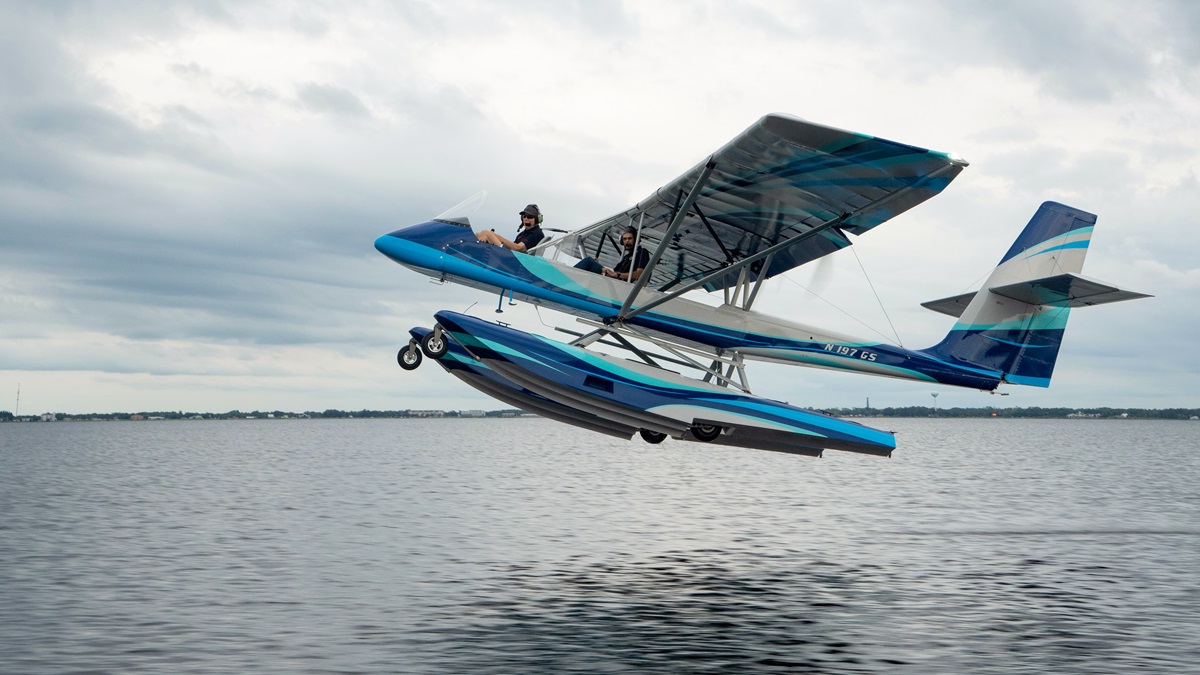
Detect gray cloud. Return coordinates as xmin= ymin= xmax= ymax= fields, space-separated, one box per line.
xmin=834 ymin=0 xmax=1193 ymax=104
xmin=0 ymin=0 xmax=1192 ymax=412
xmin=296 ymin=83 xmax=371 ymax=118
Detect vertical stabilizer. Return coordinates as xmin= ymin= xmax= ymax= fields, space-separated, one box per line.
xmin=923 ymin=201 xmax=1096 ymax=387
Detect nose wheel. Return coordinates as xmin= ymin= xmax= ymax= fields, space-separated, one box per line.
xmin=398 ymin=340 xmax=422 ymax=370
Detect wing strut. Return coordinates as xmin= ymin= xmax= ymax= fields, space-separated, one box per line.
xmin=693 ymin=203 xmax=737 ymax=264
xmin=573 ymin=318 xmax=752 ymax=392
xmin=617 ymin=161 xmax=963 ymax=323
xmin=621 ymin=211 xmax=851 ymax=322
xmin=615 ymin=159 xmax=717 ymax=320
xmin=742 ymin=252 xmax=776 ymax=310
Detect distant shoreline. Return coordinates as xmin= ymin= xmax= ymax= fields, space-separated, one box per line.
xmin=4 ymin=406 xmax=1198 ymax=423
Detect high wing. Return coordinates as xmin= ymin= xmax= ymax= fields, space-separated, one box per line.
xmin=558 ymin=113 xmax=968 ymax=294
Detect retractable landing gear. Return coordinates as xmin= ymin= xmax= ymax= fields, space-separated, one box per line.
xmin=398 ymin=324 xmax=448 ymax=371
xmin=419 ymin=325 xmax=449 ymax=359
xmin=690 ymin=423 xmax=722 ymax=442
xmin=398 ymin=340 xmax=422 ymax=370
xmin=639 ymin=429 xmax=667 ymax=444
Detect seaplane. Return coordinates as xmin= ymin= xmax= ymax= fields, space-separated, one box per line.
xmin=374 ymin=114 xmax=1149 ymax=458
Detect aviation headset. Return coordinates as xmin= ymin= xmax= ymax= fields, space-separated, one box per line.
xmin=521 ymin=204 xmax=544 ymax=225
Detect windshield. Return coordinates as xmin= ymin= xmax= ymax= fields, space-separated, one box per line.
xmin=434 ymin=190 xmax=487 ymax=227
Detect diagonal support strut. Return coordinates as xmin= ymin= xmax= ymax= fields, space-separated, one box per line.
xmin=616 ymin=159 xmax=717 ymax=320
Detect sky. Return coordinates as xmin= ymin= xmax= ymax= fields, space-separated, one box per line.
xmin=1 ymin=0 xmax=1197 ymax=415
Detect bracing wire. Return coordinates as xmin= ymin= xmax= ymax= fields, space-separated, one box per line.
xmin=850 ymin=246 xmax=904 ymax=348
xmin=958 ymin=269 xmax=991 ymax=296
xmin=779 ymin=274 xmax=902 ymax=347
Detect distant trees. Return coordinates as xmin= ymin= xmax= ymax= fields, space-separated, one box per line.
xmin=831 ymin=406 xmax=1198 ymax=419
xmin=5 ymin=406 xmax=1196 ymax=422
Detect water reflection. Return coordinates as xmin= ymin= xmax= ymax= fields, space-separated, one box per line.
xmin=1 ymin=418 xmax=1197 ymax=673
xmin=419 ymin=551 xmax=887 ymax=672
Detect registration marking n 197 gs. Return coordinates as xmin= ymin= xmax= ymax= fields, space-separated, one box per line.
xmin=825 ymin=344 xmax=877 ymax=361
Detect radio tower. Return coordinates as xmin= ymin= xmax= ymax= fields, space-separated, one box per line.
xmin=15 ymin=383 xmax=19 ymax=417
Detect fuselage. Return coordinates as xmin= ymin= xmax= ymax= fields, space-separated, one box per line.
xmin=375 ymin=220 xmax=1004 ymax=391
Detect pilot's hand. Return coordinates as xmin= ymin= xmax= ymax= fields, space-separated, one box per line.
xmin=602 ymin=268 xmax=615 ymax=277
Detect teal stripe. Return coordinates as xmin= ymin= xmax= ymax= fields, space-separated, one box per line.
xmin=1005 ymin=373 xmax=1051 ymax=387
xmin=954 ymin=307 xmax=1071 ymax=332
xmin=541 ymin=338 xmax=718 ymax=393
xmin=1020 ymin=240 xmax=1090 ymax=261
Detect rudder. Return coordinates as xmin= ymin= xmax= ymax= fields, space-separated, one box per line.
xmin=922 ymin=201 xmax=1097 ymax=387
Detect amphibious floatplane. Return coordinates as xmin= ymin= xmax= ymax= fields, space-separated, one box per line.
xmin=376 ymin=114 xmax=1148 ymax=457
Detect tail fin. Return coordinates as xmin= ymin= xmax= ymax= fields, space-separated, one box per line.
xmin=922 ymin=201 xmax=1097 ymax=387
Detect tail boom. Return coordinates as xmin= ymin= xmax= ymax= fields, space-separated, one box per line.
xmin=921 ymin=201 xmax=1147 ymax=388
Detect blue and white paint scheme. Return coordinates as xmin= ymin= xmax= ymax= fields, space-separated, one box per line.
xmin=420 ymin=312 xmax=895 ymax=457
xmin=407 ymin=325 xmax=644 ymax=441
xmin=379 ymin=114 xmax=1148 ymax=456
xmin=379 ymin=201 xmax=1147 ymax=393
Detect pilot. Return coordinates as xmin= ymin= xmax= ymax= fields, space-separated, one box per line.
xmin=476 ymin=204 xmax=546 ymax=252
xmin=575 ymin=227 xmax=651 ymax=281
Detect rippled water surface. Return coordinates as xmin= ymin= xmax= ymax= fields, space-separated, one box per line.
xmin=2 ymin=418 xmax=1198 ymax=673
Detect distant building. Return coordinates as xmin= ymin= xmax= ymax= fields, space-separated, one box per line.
xmin=459 ymin=410 xmax=487 ymax=418
xmin=129 ymin=414 xmax=144 ymax=421
xmin=408 ymin=410 xmax=444 ymax=418
xmin=39 ymin=412 xmax=57 ymax=422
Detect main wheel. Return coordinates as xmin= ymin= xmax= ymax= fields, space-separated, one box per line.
xmin=420 ymin=329 xmax=449 ymax=359
xmin=690 ymin=423 xmax=721 ymax=443
xmin=398 ymin=344 xmax=422 ymax=370
xmin=639 ymin=429 xmax=667 ymax=444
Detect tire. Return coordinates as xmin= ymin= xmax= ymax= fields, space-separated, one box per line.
xmin=690 ymin=423 xmax=721 ymax=442
xmin=398 ymin=345 xmax=423 ymax=370
xmin=420 ymin=329 xmax=449 ymax=359
xmin=639 ymin=429 xmax=667 ymax=444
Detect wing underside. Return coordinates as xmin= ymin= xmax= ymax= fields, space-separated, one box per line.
xmin=559 ymin=113 xmax=968 ymax=293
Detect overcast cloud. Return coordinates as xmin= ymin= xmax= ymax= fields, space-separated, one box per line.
xmin=1 ymin=0 xmax=1196 ymax=414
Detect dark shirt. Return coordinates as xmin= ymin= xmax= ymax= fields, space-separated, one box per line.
xmin=614 ymin=246 xmax=651 ymax=276
xmin=515 ymin=226 xmax=544 ymax=251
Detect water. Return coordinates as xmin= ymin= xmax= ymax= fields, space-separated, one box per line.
xmin=2 ymin=418 xmax=1198 ymax=673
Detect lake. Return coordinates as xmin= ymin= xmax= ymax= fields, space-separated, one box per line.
xmin=2 ymin=418 xmax=1198 ymax=673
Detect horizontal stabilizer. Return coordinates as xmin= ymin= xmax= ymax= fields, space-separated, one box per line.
xmin=921 ymin=292 xmax=976 ymax=318
xmin=990 ymin=273 xmax=1152 ymax=307
xmin=923 ymin=273 xmax=1151 ymax=318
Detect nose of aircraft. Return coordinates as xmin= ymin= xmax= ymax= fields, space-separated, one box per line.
xmin=373 ymin=233 xmax=397 ymax=257
xmin=374 ymin=231 xmax=417 ymax=266
xmin=373 ymin=223 xmax=450 ymax=275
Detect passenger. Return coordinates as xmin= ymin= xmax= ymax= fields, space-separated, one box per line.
xmin=575 ymin=227 xmax=651 ymax=281
xmin=476 ymin=204 xmax=546 ymax=252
